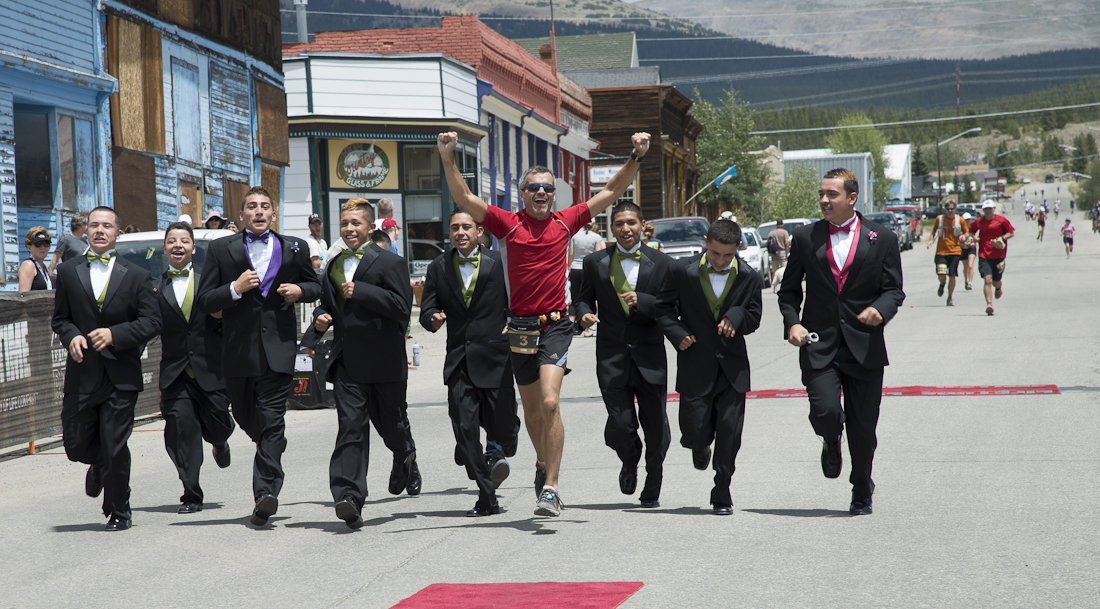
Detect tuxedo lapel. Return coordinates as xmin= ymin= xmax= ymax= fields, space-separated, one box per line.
xmin=468 ymin=246 xmax=492 ymax=309
xmin=843 ymin=217 xmax=870 ymax=292
xmin=320 ymin=255 xmax=341 ymax=317
xmin=160 ymin=275 xmax=187 ymax=323
xmin=636 ymin=246 xmax=655 ymax=294
xmin=353 ymin=245 xmax=382 ymax=281
xmin=99 ymin=259 xmax=129 ymax=312
xmin=596 ymin=247 xmax=612 ymax=296
xmin=75 ymin=261 xmax=95 ymax=304
xmin=812 ymin=223 xmax=839 ymax=292
xmin=686 ymin=256 xmax=708 ymax=312
xmin=444 ymin=249 xmax=466 ymax=309
xmin=225 ymin=232 xmax=250 ymax=273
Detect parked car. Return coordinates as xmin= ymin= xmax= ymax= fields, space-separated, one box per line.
xmin=923 ymin=204 xmax=945 ymax=219
xmin=865 ymin=212 xmax=911 ymax=251
xmin=885 ymin=206 xmax=922 ymax=241
xmin=649 ymin=216 xmax=710 ymax=260
xmin=739 ymin=227 xmax=771 ymax=288
xmin=407 ymin=238 xmax=445 ymax=277
xmin=956 ymin=203 xmax=981 ymax=217
xmin=757 ymin=218 xmax=816 ymax=242
xmin=116 ymin=228 xmax=235 ymax=277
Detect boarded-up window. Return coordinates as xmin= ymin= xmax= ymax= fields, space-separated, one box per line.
xmin=171 ymin=58 xmax=201 ymax=163
xmin=255 ymin=80 xmax=288 ymax=166
xmin=107 ymin=16 xmax=166 ymax=155
xmin=261 ymin=162 xmax=281 ymax=232
xmin=224 ymin=177 xmax=249 ymax=224
xmin=111 ymin=148 xmax=158 ymax=232
xmin=179 ymin=179 xmax=202 ymax=226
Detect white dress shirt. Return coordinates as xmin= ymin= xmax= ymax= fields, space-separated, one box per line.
xmin=616 ymin=243 xmax=641 ymax=290
xmin=231 ymin=231 xmax=275 ymax=300
xmin=89 ymin=250 xmax=116 ymax=301
xmin=343 ymin=248 xmax=363 ymax=282
xmin=829 ymin=215 xmax=860 ymax=269
xmin=457 ymin=249 xmax=478 ymax=289
xmin=170 ymin=263 xmax=193 ymax=308
xmin=706 ymin=257 xmax=731 ymax=297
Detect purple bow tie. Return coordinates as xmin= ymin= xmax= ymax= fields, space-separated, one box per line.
xmin=246 ymin=231 xmax=270 ymax=244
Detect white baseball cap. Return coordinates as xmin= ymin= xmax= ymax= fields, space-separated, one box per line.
xmin=981 ymin=200 xmax=997 ymax=209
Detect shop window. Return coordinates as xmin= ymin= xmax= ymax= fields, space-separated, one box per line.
xmin=404 ymin=145 xmax=440 ymax=191
xmin=405 ymin=193 xmax=443 ymax=277
xmin=13 ymin=107 xmax=52 ymax=209
xmin=453 ymin=147 xmax=478 ymax=195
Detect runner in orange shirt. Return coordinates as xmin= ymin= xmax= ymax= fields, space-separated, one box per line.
xmin=926 ymin=201 xmax=969 ymax=306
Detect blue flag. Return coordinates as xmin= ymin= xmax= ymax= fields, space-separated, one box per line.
xmin=713 ymin=165 xmax=737 ymax=189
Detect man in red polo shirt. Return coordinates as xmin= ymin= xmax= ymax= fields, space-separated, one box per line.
xmin=969 ymin=200 xmax=1015 ymax=316
xmin=438 ymin=130 xmax=650 ymax=516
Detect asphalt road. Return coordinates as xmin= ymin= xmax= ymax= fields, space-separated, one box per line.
xmin=2 ymin=187 xmax=1097 ymax=608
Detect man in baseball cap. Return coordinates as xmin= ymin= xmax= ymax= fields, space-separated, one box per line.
xmin=969 ymin=200 xmax=1014 ymax=315
xmin=306 ymin=214 xmax=328 ymax=271
xmin=381 ymin=218 xmax=400 ymax=255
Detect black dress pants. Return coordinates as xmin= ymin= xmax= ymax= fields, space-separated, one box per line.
xmin=161 ymin=374 xmax=235 ymax=504
xmin=801 ymin=343 xmax=882 ymax=499
xmin=329 ymin=360 xmax=417 ymax=509
xmin=447 ymin=362 xmax=520 ymax=509
xmin=678 ymin=370 xmax=746 ymax=507
xmin=226 ymin=369 xmax=291 ymax=501
xmin=61 ymin=378 xmax=138 ymax=521
xmin=601 ymin=361 xmax=671 ymax=502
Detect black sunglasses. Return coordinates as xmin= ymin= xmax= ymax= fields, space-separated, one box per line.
xmin=524 ymin=183 xmax=556 ymax=193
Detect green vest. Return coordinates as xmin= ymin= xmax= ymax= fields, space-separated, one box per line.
xmin=452 ymin=249 xmax=480 ymax=308
xmin=699 ymin=254 xmax=736 ymax=320
xmin=610 ymin=247 xmax=641 ymax=314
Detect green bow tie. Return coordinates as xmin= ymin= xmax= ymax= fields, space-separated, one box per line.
xmin=338 ymin=248 xmax=365 ymax=261
xmin=459 ymin=252 xmax=480 ymax=268
xmin=708 ymin=266 xmax=731 ymax=275
xmin=616 ymin=249 xmax=642 ymax=262
xmin=167 ymin=268 xmax=190 ymax=279
xmin=86 ymin=251 xmax=115 ymax=265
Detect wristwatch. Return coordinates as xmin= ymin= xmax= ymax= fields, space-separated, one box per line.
xmin=630 ymin=150 xmax=645 ymax=163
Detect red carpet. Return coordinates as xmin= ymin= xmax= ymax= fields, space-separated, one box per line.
xmin=666 ymin=384 xmax=1059 ymax=402
xmin=391 ymin=582 xmax=644 ymax=608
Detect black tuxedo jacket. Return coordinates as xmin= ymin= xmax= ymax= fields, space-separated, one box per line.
xmin=575 ymin=245 xmax=679 ymax=389
xmin=156 ymin=268 xmax=224 ymax=390
xmin=418 ymin=247 xmax=512 ymax=389
xmin=52 ymin=256 xmax=161 ymax=393
xmin=196 ymin=232 xmax=320 ymax=377
xmin=777 ymin=214 xmax=905 ymax=371
xmin=302 ymin=244 xmax=413 ymax=385
xmin=667 ymin=254 xmax=762 ymax=396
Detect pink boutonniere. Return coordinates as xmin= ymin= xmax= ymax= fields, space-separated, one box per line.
xmin=867 ymin=231 xmax=878 ymax=243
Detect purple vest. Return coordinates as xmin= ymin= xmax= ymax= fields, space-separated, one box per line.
xmin=244 ymin=232 xmax=283 ymax=298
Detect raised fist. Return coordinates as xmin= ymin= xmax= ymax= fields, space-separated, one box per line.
xmin=631 ymin=132 xmax=651 ymax=157
xmin=437 ymin=132 xmax=458 ymax=155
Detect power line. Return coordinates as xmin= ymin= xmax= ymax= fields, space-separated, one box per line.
xmin=749 ymin=102 xmax=1100 ymax=135
xmin=666 ymin=58 xmax=916 ymax=86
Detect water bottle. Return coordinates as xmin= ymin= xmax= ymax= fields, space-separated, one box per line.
xmin=413 ymin=343 xmax=421 ymax=367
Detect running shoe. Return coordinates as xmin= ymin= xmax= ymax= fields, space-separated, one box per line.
xmin=946 ymin=298 xmax=953 ymax=306
xmin=965 ymin=282 xmax=972 ymax=290
xmin=534 ymin=461 xmax=547 ymax=498
xmin=937 ymin=284 xmax=945 ymax=297
xmin=535 ymin=488 xmax=563 ymax=517
xmin=994 ymin=287 xmax=1002 ymax=300
xmin=986 ymin=305 xmax=994 ymax=316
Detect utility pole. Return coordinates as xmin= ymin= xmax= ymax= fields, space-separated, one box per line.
xmin=549 ymin=0 xmax=561 ymax=123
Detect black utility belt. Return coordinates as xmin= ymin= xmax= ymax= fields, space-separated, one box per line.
xmin=506 ymin=310 xmax=567 ymax=354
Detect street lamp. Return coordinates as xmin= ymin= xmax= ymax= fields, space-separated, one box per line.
xmin=935 ymin=127 xmax=981 ymax=203
xmin=996 ymin=148 xmax=1018 ymax=158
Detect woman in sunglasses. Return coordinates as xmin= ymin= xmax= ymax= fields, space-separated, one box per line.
xmin=19 ymin=226 xmax=55 ymax=292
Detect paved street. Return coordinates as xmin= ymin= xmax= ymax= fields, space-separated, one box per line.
xmin=2 ymin=188 xmax=1098 ymax=608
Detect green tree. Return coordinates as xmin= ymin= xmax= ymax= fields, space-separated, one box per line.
xmin=1071 ymin=133 xmax=1099 ymax=174
xmin=1075 ymin=159 xmax=1100 ymax=206
xmin=1041 ymin=135 xmax=1064 ymax=161
xmin=911 ymin=144 xmax=930 ymax=182
xmin=691 ymin=88 xmax=770 ymax=224
xmin=825 ymin=113 xmax=896 ymax=206
xmin=765 ymin=163 xmax=822 ymax=221
xmin=989 ymin=140 xmax=1017 ymax=183
xmin=960 ymin=173 xmax=978 ymax=204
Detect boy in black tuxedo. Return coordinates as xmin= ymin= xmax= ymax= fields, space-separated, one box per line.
xmin=196 ymin=186 xmax=320 ymax=526
xmin=302 ymin=198 xmax=418 ymax=529
xmin=420 ymin=210 xmax=520 ymax=517
xmin=156 ymin=222 xmax=235 ymax=514
xmin=576 ymin=202 xmax=678 ymax=508
xmin=778 ymin=168 xmax=905 ymax=515
xmin=52 ymin=206 xmax=161 ymax=531
xmin=667 ymin=220 xmax=762 ymax=515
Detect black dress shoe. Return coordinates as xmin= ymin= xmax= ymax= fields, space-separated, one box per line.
xmin=389 ymin=451 xmax=415 ymax=495
xmin=406 ymin=459 xmax=422 ymax=496
xmin=85 ymin=465 xmax=103 ymax=498
xmin=639 ymin=499 xmax=660 ymax=509
xmin=692 ymin=446 xmax=712 ymax=471
xmin=212 ymin=443 xmax=231 ymax=469
xmin=466 ymin=503 xmax=503 ymax=517
xmin=619 ymin=462 xmax=638 ymax=495
xmin=250 ymin=495 xmax=278 ymax=526
xmin=105 ymin=516 xmax=131 ymax=531
xmin=849 ymin=496 xmax=873 ymax=516
xmin=713 ymin=505 xmax=733 ymax=516
xmin=335 ymin=499 xmax=364 ymax=529
xmin=490 ymin=456 xmax=510 ymax=489
xmin=178 ymin=502 xmax=202 ymax=514
xmin=821 ymin=438 xmax=843 ymax=479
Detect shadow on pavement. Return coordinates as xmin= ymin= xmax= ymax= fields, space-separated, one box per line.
xmin=134 ymin=502 xmax=223 ymax=513
xmin=569 ymin=502 xmax=648 ymax=511
xmin=167 ymin=516 xmax=291 ymax=527
xmin=53 ymin=522 xmax=110 ymax=532
xmin=743 ymin=508 xmax=850 ymax=518
xmin=382 ymin=514 xmax=589 ymax=535
xmin=283 ymin=521 xmax=361 ymax=534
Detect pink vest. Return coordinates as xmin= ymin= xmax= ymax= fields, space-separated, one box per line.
xmin=825 ymin=219 xmax=859 ymax=292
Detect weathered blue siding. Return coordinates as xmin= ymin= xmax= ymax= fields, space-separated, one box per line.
xmin=170 ymin=57 xmax=201 ymax=164
xmin=0 ymin=88 xmax=17 ymax=284
xmin=0 ymin=0 xmax=97 ymax=75
xmin=155 ymin=156 xmax=176 ymax=230
xmin=209 ymin=59 xmax=252 ymax=177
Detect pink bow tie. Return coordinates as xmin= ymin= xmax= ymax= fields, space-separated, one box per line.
xmin=828 ymin=222 xmax=852 ymax=235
